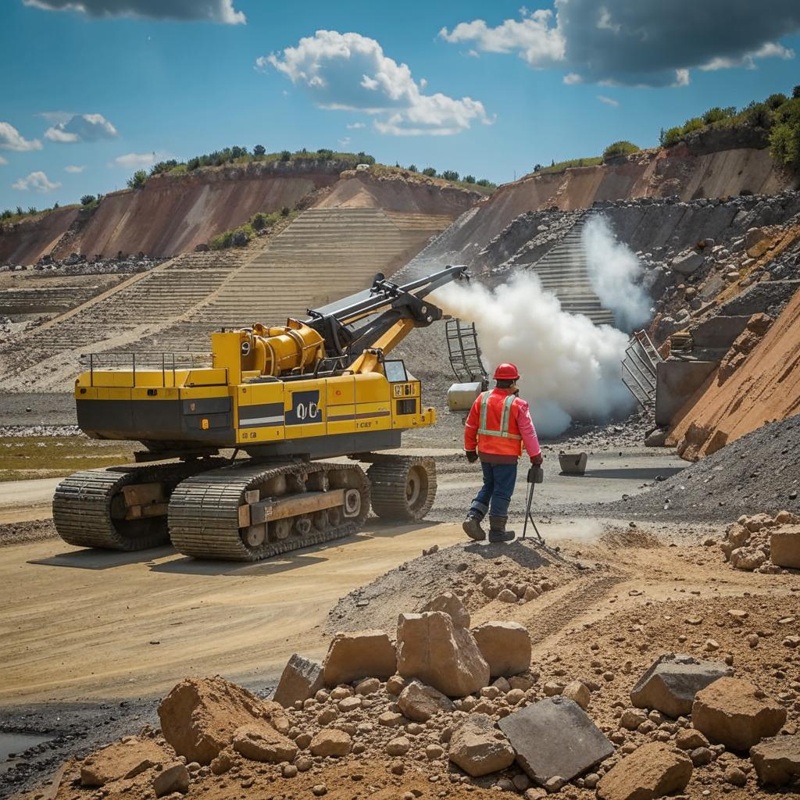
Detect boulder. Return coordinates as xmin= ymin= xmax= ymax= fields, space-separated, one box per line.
xmin=273 ymin=653 xmax=324 ymax=707
xmin=397 ymin=611 xmax=490 ymax=697
xmin=750 ymin=734 xmax=800 ymax=786
xmin=80 ymin=738 xmax=168 ymax=787
xmin=671 ymin=250 xmax=705 ymax=276
xmin=158 ymin=675 xmax=278 ymax=765
xmin=152 ymin=762 xmax=190 ymax=797
xmin=770 ymin=525 xmax=800 ymax=569
xmin=322 ymin=630 xmax=396 ymax=687
xmin=692 ymin=677 xmax=786 ymax=752
xmin=630 ymin=653 xmax=733 ymax=718
xmin=448 ymin=713 xmax=515 ymax=777
xmin=472 ymin=621 xmax=531 ymax=678
xmin=232 ymin=723 xmax=297 ymax=763
xmin=396 ymin=679 xmax=456 ymax=722
xmin=421 ymin=591 xmax=470 ymax=628
xmin=498 ymin=696 xmax=613 ymax=785
xmin=597 ymin=742 xmax=692 ymax=800
xmin=309 ymin=728 xmax=353 ymax=757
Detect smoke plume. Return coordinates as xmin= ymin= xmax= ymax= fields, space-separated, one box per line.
xmin=433 ymin=272 xmax=637 ymax=437
xmin=582 ymin=215 xmax=651 ymax=332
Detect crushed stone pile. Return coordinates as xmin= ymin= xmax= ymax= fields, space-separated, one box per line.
xmin=579 ymin=416 xmax=800 ymax=523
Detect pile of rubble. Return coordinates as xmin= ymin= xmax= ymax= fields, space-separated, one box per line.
xmin=1 ymin=251 xmax=163 ymax=276
xmin=44 ymin=589 xmax=800 ymax=800
xmin=721 ymin=511 xmax=800 ymax=573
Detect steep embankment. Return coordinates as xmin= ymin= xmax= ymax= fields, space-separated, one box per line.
xmin=665 ymin=229 xmax=800 ymax=459
xmin=0 ymin=161 xmax=350 ymax=265
xmin=404 ymin=143 xmax=792 ymax=273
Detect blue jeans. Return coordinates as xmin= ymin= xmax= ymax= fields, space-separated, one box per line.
xmin=469 ymin=461 xmax=518 ymax=518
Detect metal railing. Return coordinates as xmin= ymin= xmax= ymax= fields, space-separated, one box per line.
xmin=80 ymin=351 xmax=212 ymax=388
xmin=621 ymin=330 xmax=662 ymax=409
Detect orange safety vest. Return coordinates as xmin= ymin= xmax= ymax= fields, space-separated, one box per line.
xmin=474 ymin=390 xmax=523 ymax=457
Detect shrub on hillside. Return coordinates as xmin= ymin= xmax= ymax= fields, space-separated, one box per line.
xmin=602 ymin=140 xmax=640 ymax=161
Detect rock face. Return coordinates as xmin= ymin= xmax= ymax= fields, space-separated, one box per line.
xmin=396 ymin=611 xmax=490 ymax=697
xmin=692 ymin=677 xmax=787 ymax=752
xmin=157 ymin=676 xmax=277 ymax=765
xmin=273 ymin=653 xmax=324 ymax=708
xmin=597 ymin=742 xmax=693 ymax=800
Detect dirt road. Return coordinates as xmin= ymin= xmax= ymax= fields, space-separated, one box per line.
xmin=0 ymin=448 xmax=687 ymax=704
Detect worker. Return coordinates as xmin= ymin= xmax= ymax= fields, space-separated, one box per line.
xmin=462 ymin=362 xmax=543 ymax=543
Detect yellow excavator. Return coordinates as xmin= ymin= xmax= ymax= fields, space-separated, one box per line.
xmin=53 ymin=266 xmax=471 ymax=561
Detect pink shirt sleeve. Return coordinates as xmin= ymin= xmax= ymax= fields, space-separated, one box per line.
xmin=514 ymin=398 xmax=541 ymax=458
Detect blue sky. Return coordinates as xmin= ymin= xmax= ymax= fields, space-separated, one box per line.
xmin=2 ymin=0 xmax=800 ymax=212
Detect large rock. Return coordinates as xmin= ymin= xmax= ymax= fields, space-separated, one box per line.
xmin=597 ymin=742 xmax=692 ymax=800
xmin=750 ymin=734 xmax=800 ymax=786
xmin=770 ymin=525 xmax=800 ymax=569
xmin=448 ymin=713 xmax=515 ymax=777
xmin=472 ymin=621 xmax=531 ymax=678
xmin=630 ymin=653 xmax=733 ymax=718
xmin=157 ymin=676 xmax=281 ymax=765
xmin=671 ymin=250 xmax=705 ymax=276
xmin=397 ymin=611 xmax=490 ymax=697
xmin=322 ymin=630 xmax=397 ymax=687
xmin=692 ymin=677 xmax=786 ymax=752
xmin=498 ymin=696 xmax=614 ymax=785
xmin=80 ymin=738 xmax=169 ymax=787
xmin=152 ymin=762 xmax=190 ymax=797
xmin=232 ymin=723 xmax=297 ymax=763
xmin=396 ymin=679 xmax=456 ymax=721
xmin=273 ymin=653 xmax=324 ymax=708
xmin=421 ymin=591 xmax=470 ymax=628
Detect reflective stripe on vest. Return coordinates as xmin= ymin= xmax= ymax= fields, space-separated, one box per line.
xmin=477 ymin=393 xmax=522 ymax=440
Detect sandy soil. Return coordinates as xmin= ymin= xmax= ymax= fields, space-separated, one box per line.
xmin=1 ymin=435 xmax=798 ymax=800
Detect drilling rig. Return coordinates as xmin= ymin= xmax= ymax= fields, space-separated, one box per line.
xmin=53 ymin=266 xmax=469 ymax=561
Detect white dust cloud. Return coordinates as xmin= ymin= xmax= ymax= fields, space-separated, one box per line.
xmin=432 ymin=272 xmax=636 ymax=437
xmin=582 ymin=215 xmax=651 ymax=332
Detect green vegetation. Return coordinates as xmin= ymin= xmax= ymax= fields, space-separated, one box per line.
xmin=602 ymin=141 xmax=640 ymax=161
xmin=533 ymin=156 xmax=604 ymax=175
xmin=0 ymin=436 xmax=137 ymax=482
xmin=210 ymin=208 xmax=298 ymax=250
xmin=127 ymin=169 xmax=148 ymax=190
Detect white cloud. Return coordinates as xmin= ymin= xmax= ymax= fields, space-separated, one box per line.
xmin=0 ymin=122 xmax=42 ymax=152
xmin=440 ymin=8 xmax=565 ymax=66
xmin=65 ymin=165 xmax=85 ymax=173
xmin=23 ymin=0 xmax=245 ymax=24
xmin=346 ymin=122 xmax=366 ymax=130
xmin=45 ymin=113 xmax=118 ymax=143
xmin=440 ymin=0 xmax=800 ymax=87
xmin=12 ymin=171 xmax=62 ymax=193
xmin=263 ymin=30 xmax=492 ymax=136
xmin=597 ymin=95 xmax=619 ymax=107
xmin=112 ymin=152 xmax=157 ymax=169
xmin=0 ymin=155 xmax=7 ymax=165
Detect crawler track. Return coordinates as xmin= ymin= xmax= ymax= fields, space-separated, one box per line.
xmin=367 ymin=456 xmax=437 ymax=521
xmin=52 ymin=461 xmax=219 ymax=551
xmin=168 ymin=460 xmax=370 ymax=561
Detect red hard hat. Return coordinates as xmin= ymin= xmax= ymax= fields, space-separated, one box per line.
xmin=493 ymin=362 xmax=520 ymax=380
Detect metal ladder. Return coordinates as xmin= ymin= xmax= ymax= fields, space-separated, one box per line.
xmin=445 ymin=319 xmax=487 ymax=383
xmin=622 ymin=330 xmax=662 ymax=409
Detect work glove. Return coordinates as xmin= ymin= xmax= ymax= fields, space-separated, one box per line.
xmin=531 ymin=454 xmax=544 ymax=466
xmin=465 ymin=450 xmax=479 ymax=464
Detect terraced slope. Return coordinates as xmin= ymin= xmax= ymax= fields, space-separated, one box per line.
xmin=0 ymin=207 xmax=455 ymax=390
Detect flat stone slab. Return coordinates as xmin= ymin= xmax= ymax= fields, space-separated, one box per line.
xmin=498 ymin=696 xmax=614 ymax=784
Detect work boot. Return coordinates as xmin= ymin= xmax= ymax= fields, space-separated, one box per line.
xmin=488 ymin=515 xmax=515 ymax=543
xmin=462 ymin=511 xmax=486 ymax=541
